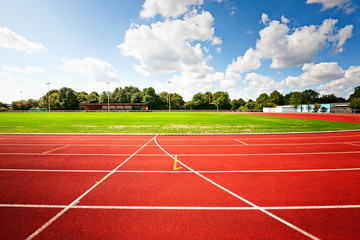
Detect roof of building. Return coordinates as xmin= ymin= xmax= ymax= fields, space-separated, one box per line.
xmin=79 ymin=103 xmax=147 ymax=106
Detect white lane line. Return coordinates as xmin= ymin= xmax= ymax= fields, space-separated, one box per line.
xmin=25 ymin=136 xmax=155 ymax=240
xmin=154 ymin=136 xmax=320 ymax=240
xmin=1 ymin=204 xmax=360 ymax=210
xmin=2 ymin=151 xmax=360 ymax=156
xmin=0 ymin=141 xmax=359 ymax=147
xmin=2 ymin=168 xmax=360 ymax=173
xmin=234 ymin=139 xmax=248 ymax=146
xmin=345 ymin=142 xmax=360 ymax=147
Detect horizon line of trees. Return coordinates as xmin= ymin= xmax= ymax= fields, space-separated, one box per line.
xmin=2 ymin=85 xmax=360 ymax=112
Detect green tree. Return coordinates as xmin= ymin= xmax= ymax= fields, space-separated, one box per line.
xmin=350 ymin=97 xmax=360 ymax=112
xmin=349 ymin=86 xmax=360 ymax=102
xmin=170 ymin=93 xmax=184 ymax=109
xmin=289 ymin=92 xmax=304 ymax=111
xmin=142 ymin=87 xmax=161 ymax=109
xmin=11 ymin=100 xmax=29 ymax=110
xmin=124 ymin=86 xmax=140 ymax=102
xmin=77 ymin=91 xmax=88 ymax=103
xmin=302 ymin=89 xmax=319 ymax=104
xmin=269 ymin=90 xmax=284 ymax=105
xmin=284 ymin=92 xmax=293 ymax=105
xmin=213 ymin=91 xmax=231 ymax=109
xmin=99 ymin=91 xmax=109 ymax=104
xmin=318 ymin=94 xmax=338 ymax=103
xmin=87 ymin=91 xmax=99 ymax=103
xmin=131 ymin=92 xmax=143 ymax=103
xmin=58 ymin=87 xmax=78 ymax=110
xmin=230 ymin=98 xmax=246 ymax=111
xmin=111 ymin=88 xmax=127 ymax=103
xmin=0 ymin=101 xmax=8 ymax=111
xmin=191 ymin=92 xmax=209 ymax=109
xmin=256 ymin=93 xmax=270 ymax=109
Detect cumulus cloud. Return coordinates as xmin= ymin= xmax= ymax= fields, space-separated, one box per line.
xmin=306 ymin=0 xmax=355 ymax=14
xmin=0 ymin=27 xmax=46 ymax=54
xmin=245 ymin=72 xmax=284 ymax=96
xmin=134 ymin=65 xmax=151 ymax=76
xmin=226 ymin=48 xmax=261 ymax=74
xmin=119 ymin=10 xmax=217 ymax=77
xmin=140 ymin=0 xmax=204 ymax=18
xmin=61 ymin=57 xmax=120 ymax=82
xmin=2 ymin=65 xmax=44 ymax=74
xmin=0 ymin=72 xmax=12 ymax=78
xmin=256 ymin=17 xmax=353 ymax=68
xmin=285 ymin=62 xmax=345 ymax=88
xmin=317 ymin=65 xmax=360 ymax=97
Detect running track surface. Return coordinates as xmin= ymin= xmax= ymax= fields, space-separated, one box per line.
xmin=1 ymin=132 xmax=360 ymax=239
xmin=237 ymin=112 xmax=360 ymax=123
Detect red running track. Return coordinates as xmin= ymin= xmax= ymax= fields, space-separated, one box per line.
xmin=0 ymin=132 xmax=360 ymax=239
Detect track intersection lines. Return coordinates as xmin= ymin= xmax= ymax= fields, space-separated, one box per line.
xmin=0 ymin=131 xmax=360 ymax=239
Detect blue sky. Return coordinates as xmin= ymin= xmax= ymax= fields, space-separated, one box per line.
xmin=0 ymin=0 xmax=359 ymax=103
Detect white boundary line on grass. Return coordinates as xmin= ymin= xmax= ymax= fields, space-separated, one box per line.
xmin=1 ymin=168 xmax=360 ymax=173
xmin=1 ymin=203 xmax=360 ymax=210
xmin=25 ymin=136 xmax=156 ymax=240
xmin=154 ymin=136 xmax=320 ymax=240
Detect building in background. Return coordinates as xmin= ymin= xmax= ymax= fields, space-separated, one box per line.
xmin=263 ymin=103 xmax=351 ymax=113
xmin=79 ymin=103 xmax=148 ymax=111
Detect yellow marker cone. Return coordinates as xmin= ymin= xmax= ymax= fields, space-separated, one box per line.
xmin=173 ymin=155 xmax=182 ymax=171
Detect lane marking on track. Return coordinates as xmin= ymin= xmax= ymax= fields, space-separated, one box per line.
xmin=1 ymin=204 xmax=360 ymax=210
xmin=173 ymin=155 xmax=182 ymax=171
xmin=2 ymin=168 xmax=360 ymax=173
xmin=25 ymin=136 xmax=156 ymax=240
xmin=42 ymin=145 xmax=70 ymax=154
xmin=345 ymin=142 xmax=360 ymax=147
xmin=154 ymin=136 xmax=320 ymax=240
xmin=0 ymin=141 xmax=359 ymax=147
xmin=2 ymin=151 xmax=360 ymax=156
xmin=234 ymin=139 xmax=248 ymax=146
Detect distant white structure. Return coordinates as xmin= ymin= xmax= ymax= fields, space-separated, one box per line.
xmin=263 ymin=105 xmax=296 ymax=113
xmin=263 ymin=103 xmax=351 ymax=113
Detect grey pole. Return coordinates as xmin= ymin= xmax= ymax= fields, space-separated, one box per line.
xmin=106 ymin=82 xmax=110 ymax=112
xmin=168 ymin=81 xmax=171 ymax=112
xmin=46 ymin=83 xmax=50 ymax=112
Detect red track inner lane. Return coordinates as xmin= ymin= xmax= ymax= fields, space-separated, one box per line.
xmin=0 ymin=132 xmax=360 ymax=239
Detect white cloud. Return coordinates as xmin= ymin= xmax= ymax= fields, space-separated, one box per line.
xmin=0 ymin=27 xmax=46 ymax=54
xmin=2 ymin=65 xmax=44 ymax=74
xmin=134 ymin=65 xmax=151 ymax=76
xmin=140 ymin=0 xmax=203 ymax=18
xmin=261 ymin=13 xmax=270 ymax=25
xmin=317 ymin=65 xmax=360 ymax=97
xmin=255 ymin=16 xmax=353 ymax=68
xmin=226 ymin=48 xmax=261 ymax=74
xmin=0 ymin=72 xmax=12 ymax=78
xmin=61 ymin=57 xmax=120 ymax=82
xmin=285 ymin=62 xmax=345 ymax=88
xmin=306 ymin=0 xmax=355 ymax=14
xmin=119 ymin=10 xmax=216 ymax=77
xmin=245 ymin=72 xmax=284 ymax=96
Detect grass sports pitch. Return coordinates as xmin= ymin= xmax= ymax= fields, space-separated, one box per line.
xmin=0 ymin=112 xmax=359 ymax=134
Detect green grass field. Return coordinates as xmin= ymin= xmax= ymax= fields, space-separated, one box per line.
xmin=0 ymin=112 xmax=359 ymax=134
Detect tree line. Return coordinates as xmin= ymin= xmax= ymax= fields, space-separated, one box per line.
xmin=2 ymin=85 xmax=360 ymax=111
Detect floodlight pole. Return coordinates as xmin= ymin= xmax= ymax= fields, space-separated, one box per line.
xmin=168 ymin=81 xmax=171 ymax=112
xmin=46 ymin=83 xmax=50 ymax=112
xmin=20 ymin=91 xmax=23 ymax=100
xmin=106 ymin=82 xmax=110 ymax=112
